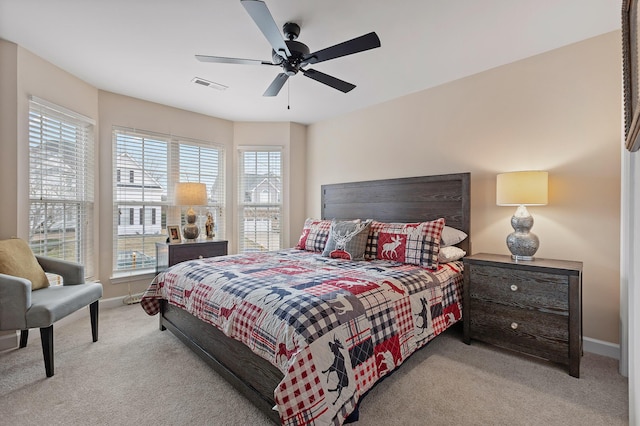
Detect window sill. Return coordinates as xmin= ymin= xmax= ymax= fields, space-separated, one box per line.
xmin=110 ymin=269 xmax=156 ymax=284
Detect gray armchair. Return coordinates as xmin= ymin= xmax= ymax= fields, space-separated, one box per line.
xmin=0 ymin=256 xmax=103 ymax=377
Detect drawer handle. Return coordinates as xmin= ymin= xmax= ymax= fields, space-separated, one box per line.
xmin=510 ymin=322 xmax=518 ymax=330
xmin=510 ymin=284 xmax=518 ymax=292
xmin=198 ymin=255 xmax=204 ymax=259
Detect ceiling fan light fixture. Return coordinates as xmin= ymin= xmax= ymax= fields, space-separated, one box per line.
xmin=191 ymin=77 xmax=228 ymax=91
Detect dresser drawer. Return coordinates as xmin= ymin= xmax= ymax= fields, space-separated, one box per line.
xmin=156 ymin=240 xmax=228 ymax=274
xmin=170 ymin=244 xmax=227 ymax=264
xmin=468 ymin=264 xmax=568 ymax=314
xmin=469 ymin=300 xmax=569 ymax=362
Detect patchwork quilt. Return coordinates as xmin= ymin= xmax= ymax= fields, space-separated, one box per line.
xmin=141 ymin=249 xmax=463 ymax=425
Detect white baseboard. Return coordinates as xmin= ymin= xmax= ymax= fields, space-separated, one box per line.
xmin=0 ymin=331 xmax=18 ymax=352
xmin=584 ymin=336 xmax=620 ymax=360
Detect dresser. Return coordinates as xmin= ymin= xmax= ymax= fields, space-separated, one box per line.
xmin=463 ymin=253 xmax=583 ymax=377
xmin=155 ymin=240 xmax=228 ymax=274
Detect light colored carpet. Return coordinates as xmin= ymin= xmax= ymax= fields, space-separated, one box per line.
xmin=0 ymin=303 xmax=628 ymax=425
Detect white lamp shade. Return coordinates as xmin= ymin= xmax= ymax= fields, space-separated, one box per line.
xmin=496 ymin=171 xmax=548 ymax=206
xmin=175 ymin=182 xmax=207 ymax=206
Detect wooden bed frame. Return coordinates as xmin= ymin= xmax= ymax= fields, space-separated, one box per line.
xmin=159 ymin=173 xmax=470 ymax=424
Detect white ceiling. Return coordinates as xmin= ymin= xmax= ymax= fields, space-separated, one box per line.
xmin=0 ymin=0 xmax=621 ymax=125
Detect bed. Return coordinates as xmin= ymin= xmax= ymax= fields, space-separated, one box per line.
xmin=141 ymin=173 xmax=470 ymax=425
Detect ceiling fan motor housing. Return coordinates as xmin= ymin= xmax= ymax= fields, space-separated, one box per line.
xmin=272 ymin=39 xmax=310 ymax=76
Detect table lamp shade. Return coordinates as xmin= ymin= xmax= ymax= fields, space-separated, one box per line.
xmin=496 ymin=171 xmax=548 ymax=206
xmin=175 ymin=182 xmax=207 ymax=206
xmin=496 ymin=171 xmax=548 ymax=261
xmin=175 ymin=182 xmax=207 ymax=240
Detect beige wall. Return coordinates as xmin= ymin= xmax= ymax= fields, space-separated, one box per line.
xmin=306 ymin=31 xmax=622 ymax=344
xmin=232 ymin=121 xmax=307 ymax=250
xmin=0 ymin=40 xmax=99 ymax=240
xmin=0 ymin=40 xmax=19 ymax=350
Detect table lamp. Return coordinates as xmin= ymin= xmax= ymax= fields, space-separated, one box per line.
xmin=496 ymin=171 xmax=548 ymax=260
xmin=175 ymin=182 xmax=207 ymax=240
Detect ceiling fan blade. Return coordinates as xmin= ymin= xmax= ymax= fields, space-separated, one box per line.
xmin=301 ymin=32 xmax=381 ymax=66
xmin=241 ymin=0 xmax=291 ymax=59
xmin=301 ymin=69 xmax=356 ymax=93
xmin=196 ymin=54 xmax=276 ymax=66
xmin=263 ymin=73 xmax=290 ymax=97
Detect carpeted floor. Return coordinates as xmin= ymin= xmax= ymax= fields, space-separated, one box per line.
xmin=0 ymin=303 xmax=628 ymax=425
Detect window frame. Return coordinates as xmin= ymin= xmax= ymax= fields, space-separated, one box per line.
xmin=28 ymin=96 xmax=96 ymax=279
xmin=237 ymin=146 xmax=283 ymax=254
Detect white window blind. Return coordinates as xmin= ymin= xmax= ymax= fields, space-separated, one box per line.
xmin=238 ymin=147 xmax=282 ymax=253
xmin=113 ymin=129 xmax=168 ymax=273
xmin=28 ymin=97 xmax=95 ymax=278
xmin=113 ymin=128 xmax=225 ymax=275
xmin=176 ymin=141 xmax=225 ymax=239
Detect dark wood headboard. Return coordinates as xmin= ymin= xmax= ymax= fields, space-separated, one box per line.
xmin=321 ymin=173 xmax=470 ymax=254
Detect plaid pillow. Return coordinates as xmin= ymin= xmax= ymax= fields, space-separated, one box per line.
xmin=364 ymin=218 xmax=446 ymax=269
xmin=295 ymin=218 xmax=332 ymax=252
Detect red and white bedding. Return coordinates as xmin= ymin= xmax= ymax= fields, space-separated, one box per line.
xmin=141 ymin=248 xmax=463 ymax=425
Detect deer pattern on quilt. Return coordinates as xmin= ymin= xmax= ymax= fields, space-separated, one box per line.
xmin=322 ymin=336 xmax=349 ymax=405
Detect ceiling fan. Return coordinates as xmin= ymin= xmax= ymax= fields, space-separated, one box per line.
xmin=196 ymin=0 xmax=381 ymax=97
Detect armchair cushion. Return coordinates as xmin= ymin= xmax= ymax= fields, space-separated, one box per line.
xmin=27 ymin=283 xmax=103 ymax=327
xmin=0 ymin=239 xmax=49 ymax=290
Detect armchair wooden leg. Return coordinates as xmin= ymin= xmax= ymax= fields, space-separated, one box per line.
xmin=90 ymin=301 xmax=99 ymax=342
xmin=39 ymin=325 xmax=54 ymax=377
xmin=19 ymin=330 xmax=29 ymax=348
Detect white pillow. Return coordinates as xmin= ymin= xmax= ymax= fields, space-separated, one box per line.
xmin=440 ymin=226 xmax=468 ymax=247
xmin=438 ymin=246 xmax=466 ymax=263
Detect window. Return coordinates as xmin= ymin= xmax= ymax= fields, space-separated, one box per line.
xmin=113 ymin=127 xmax=225 ymax=274
xmin=28 ymin=97 xmax=95 ymax=278
xmin=238 ymin=147 xmax=282 ymax=253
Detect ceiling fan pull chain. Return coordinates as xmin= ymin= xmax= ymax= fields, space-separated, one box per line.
xmin=287 ymin=79 xmax=290 ymax=110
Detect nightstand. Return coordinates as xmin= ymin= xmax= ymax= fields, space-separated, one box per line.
xmin=463 ymin=253 xmax=583 ymax=377
xmin=155 ymin=240 xmax=228 ymax=274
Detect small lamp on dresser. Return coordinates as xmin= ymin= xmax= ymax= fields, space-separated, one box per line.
xmin=175 ymin=182 xmax=208 ymax=240
xmin=496 ymin=171 xmax=548 ymax=260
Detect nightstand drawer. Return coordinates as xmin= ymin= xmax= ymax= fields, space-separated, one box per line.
xmin=468 ymin=264 xmax=568 ymax=313
xmin=469 ymin=300 xmax=569 ymax=362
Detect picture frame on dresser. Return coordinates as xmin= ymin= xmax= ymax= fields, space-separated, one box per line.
xmin=167 ymin=225 xmax=181 ymax=243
